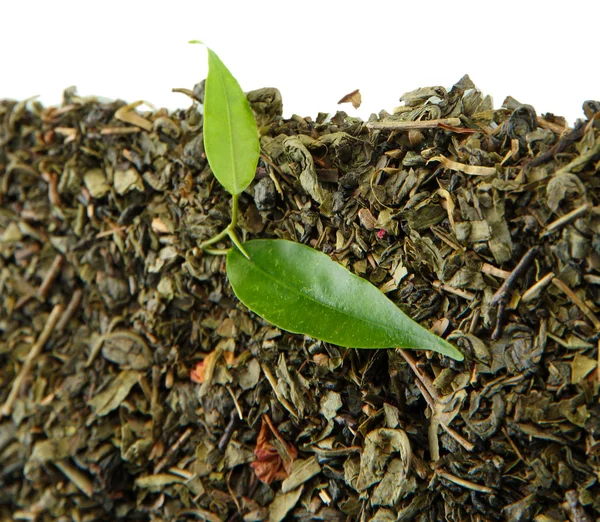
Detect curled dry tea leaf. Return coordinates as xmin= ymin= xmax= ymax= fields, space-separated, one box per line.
xmin=114 ymin=101 xmax=153 ymax=132
xmin=427 ymin=155 xmax=496 ymax=176
xmin=227 ymin=240 xmax=464 ymax=360
xmin=199 ymin=44 xmax=260 ymax=195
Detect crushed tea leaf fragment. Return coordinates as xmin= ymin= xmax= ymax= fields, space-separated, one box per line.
xmin=337 ymin=88 xmax=362 ymax=109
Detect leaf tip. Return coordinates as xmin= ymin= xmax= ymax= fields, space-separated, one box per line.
xmin=237 ymin=244 xmax=251 ymax=260
xmin=444 ymin=344 xmax=464 ymax=361
xmin=188 ymin=39 xmax=204 ymax=45
xmin=451 ymin=350 xmax=465 ymax=362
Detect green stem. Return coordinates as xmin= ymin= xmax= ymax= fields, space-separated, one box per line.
xmin=197 ymin=195 xmax=240 ymax=250
xmin=203 ymin=248 xmax=229 ymax=256
xmin=197 ymin=194 xmax=249 ymax=258
xmin=230 ymin=193 xmax=239 ymax=226
xmin=197 ymin=227 xmax=230 ymax=250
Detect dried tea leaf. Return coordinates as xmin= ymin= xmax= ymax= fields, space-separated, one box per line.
xmin=238 ymin=358 xmax=261 ymax=390
xmin=546 ymin=173 xmax=587 ymax=213
xmin=115 ymin=101 xmax=153 ymax=131
xmin=268 ymin=486 xmax=303 ymax=522
xmin=101 ymin=335 xmax=152 ymax=370
xmin=53 ymin=460 xmax=93 ymax=498
xmin=358 ymin=208 xmax=377 ymax=231
xmin=247 ymin=87 xmax=283 ymax=127
xmin=135 ymin=473 xmax=186 ymax=490
xmin=29 ymin=436 xmax=85 ymax=463
xmin=428 ymin=155 xmax=497 ymax=176
xmin=276 ymin=354 xmax=312 ymax=417
xmin=281 ymin=456 xmax=321 ymax=493
xmin=372 ymin=458 xmax=416 ymax=506
xmin=356 ymin=428 xmax=412 ymax=494
xmin=320 ymin=390 xmax=342 ymax=421
xmin=571 ymin=354 xmax=597 ymax=384
xmin=114 ymin=168 xmax=144 ymax=195
xmin=87 ymin=371 xmax=140 ymax=416
xmin=283 ymin=136 xmax=326 ymax=203
xmin=190 ymin=355 xmax=212 ymax=384
xmin=83 ymin=168 xmax=110 ymax=198
xmin=223 ymin=441 xmax=255 ymax=469
xmin=338 ymin=88 xmax=362 ymax=109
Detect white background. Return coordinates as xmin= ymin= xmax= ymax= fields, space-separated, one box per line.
xmin=1 ymin=1 xmax=598 ymax=126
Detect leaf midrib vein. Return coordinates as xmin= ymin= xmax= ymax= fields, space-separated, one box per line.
xmin=215 ymin=56 xmax=238 ymax=193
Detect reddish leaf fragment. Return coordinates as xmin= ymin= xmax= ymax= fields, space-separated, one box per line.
xmin=190 ymin=361 xmax=206 ymax=383
xmin=190 ymin=350 xmax=220 ymax=383
xmin=250 ymin=415 xmax=298 ymax=484
xmin=191 ymin=350 xmax=237 ymax=384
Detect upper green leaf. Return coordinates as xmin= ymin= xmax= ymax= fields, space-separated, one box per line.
xmin=202 ymin=46 xmax=260 ymax=195
xmin=227 ymin=240 xmax=464 ymax=361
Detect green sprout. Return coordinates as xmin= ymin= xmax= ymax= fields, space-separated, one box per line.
xmin=189 ymin=41 xmax=463 ymax=361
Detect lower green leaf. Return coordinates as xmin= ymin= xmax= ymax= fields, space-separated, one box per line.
xmin=226 ymin=240 xmax=464 ymax=361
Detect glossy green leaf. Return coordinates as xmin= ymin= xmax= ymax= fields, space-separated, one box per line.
xmin=201 ymin=44 xmax=260 ymax=195
xmin=227 ymin=240 xmax=464 ymax=361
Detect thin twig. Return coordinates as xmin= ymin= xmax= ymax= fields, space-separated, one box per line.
xmin=432 ymin=281 xmax=475 ymax=301
xmin=260 ymin=363 xmax=298 ymax=419
xmin=218 ymin=411 xmax=240 ymax=452
xmin=15 ymin=254 xmax=65 ymax=310
xmin=535 ymin=115 xmax=567 ymax=135
xmin=39 ymin=254 xmax=64 ymax=298
xmin=54 ymin=459 xmax=93 ymax=497
xmin=226 ymin=385 xmax=244 ymax=420
xmin=481 ymin=263 xmax=511 ymax=280
xmin=227 ymin=468 xmax=243 ymax=515
xmin=490 ymin=246 xmax=539 ymax=307
xmin=540 ymin=203 xmax=590 ymax=238
xmin=521 ymin=272 xmax=555 ymax=304
xmin=56 ymin=288 xmax=83 ymax=332
xmin=1 ymin=304 xmax=64 ymax=418
xmin=491 ymin=299 xmax=507 ymax=341
xmin=96 ymin=225 xmax=128 ymax=238
xmin=552 ymin=278 xmax=600 ymax=330
xmin=490 ymin=246 xmax=539 ymax=340
xmin=436 ymin=469 xmax=494 ymax=494
xmin=502 ymin=426 xmax=528 ymax=466
xmin=398 ymin=349 xmax=474 ymax=453
xmin=522 ymin=121 xmax=585 ymax=173
xmin=367 ymin=118 xmax=462 ymax=131
xmin=153 ymin=427 xmax=193 ymax=474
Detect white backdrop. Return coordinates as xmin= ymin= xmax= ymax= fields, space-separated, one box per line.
xmin=1 ymin=0 xmax=598 ymax=126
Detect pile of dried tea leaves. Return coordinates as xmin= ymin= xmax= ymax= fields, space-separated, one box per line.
xmin=1 ymin=77 xmax=600 ymax=521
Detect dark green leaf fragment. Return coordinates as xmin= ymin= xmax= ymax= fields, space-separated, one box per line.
xmin=226 ymin=240 xmax=463 ymax=360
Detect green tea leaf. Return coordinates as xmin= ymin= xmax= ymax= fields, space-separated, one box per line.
xmin=202 ymin=45 xmax=260 ymax=195
xmin=227 ymin=240 xmax=464 ymax=361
